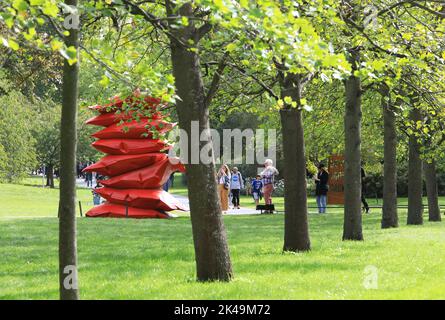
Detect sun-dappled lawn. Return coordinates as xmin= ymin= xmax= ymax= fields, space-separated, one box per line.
xmin=1 ymin=177 xmax=445 ymax=299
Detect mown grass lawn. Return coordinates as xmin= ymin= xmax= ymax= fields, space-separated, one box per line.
xmin=1 ymin=177 xmax=445 ymax=299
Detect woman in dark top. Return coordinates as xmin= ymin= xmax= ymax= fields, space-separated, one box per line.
xmin=315 ymin=163 xmax=329 ymax=214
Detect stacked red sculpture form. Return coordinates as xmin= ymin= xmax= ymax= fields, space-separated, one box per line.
xmin=83 ymin=94 xmax=186 ymax=218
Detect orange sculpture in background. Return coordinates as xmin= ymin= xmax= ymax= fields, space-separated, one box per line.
xmin=327 ymin=154 xmax=345 ymax=205
xmin=83 ymin=93 xmax=185 ymax=218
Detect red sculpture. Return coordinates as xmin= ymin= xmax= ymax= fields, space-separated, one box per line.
xmin=83 ymin=93 xmax=185 ymax=218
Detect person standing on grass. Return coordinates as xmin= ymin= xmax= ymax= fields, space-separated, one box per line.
xmin=315 ymin=163 xmax=329 ymax=214
xmin=251 ymin=175 xmax=263 ymax=206
xmin=217 ymin=164 xmax=231 ymax=214
xmin=261 ymin=159 xmax=279 ymax=213
xmin=361 ymin=164 xmax=370 ymax=214
xmin=230 ymin=167 xmax=244 ymax=209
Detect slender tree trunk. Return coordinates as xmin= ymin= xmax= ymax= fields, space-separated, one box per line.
xmin=167 ymin=2 xmax=232 ymax=281
xmin=279 ymin=75 xmax=310 ymax=252
xmin=58 ymin=0 xmax=80 ymax=300
xmin=407 ymin=107 xmax=423 ymax=225
xmin=424 ymin=160 xmax=441 ymax=222
xmin=381 ymin=89 xmax=398 ymax=228
xmin=46 ymin=164 xmax=55 ymax=188
xmin=343 ymin=48 xmax=363 ymax=241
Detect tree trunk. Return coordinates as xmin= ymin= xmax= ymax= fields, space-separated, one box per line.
xmin=343 ymin=49 xmax=363 ymax=241
xmin=407 ymin=108 xmax=423 ymax=225
xmin=46 ymin=164 xmax=55 ymax=188
xmin=279 ymin=74 xmax=310 ymax=252
xmin=167 ymin=2 xmax=232 ymax=281
xmin=381 ymin=89 xmax=398 ymax=228
xmin=58 ymin=0 xmax=80 ymax=300
xmin=424 ymin=160 xmax=441 ymax=222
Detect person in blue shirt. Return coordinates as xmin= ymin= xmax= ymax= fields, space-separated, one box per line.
xmin=251 ymin=175 xmax=263 ymax=206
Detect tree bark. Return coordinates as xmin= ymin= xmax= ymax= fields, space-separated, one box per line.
xmin=343 ymin=48 xmax=363 ymax=241
xmin=166 ymin=1 xmax=232 ymax=281
xmin=279 ymin=74 xmax=310 ymax=252
xmin=381 ymin=89 xmax=398 ymax=228
xmin=407 ymin=107 xmax=423 ymax=225
xmin=46 ymin=164 xmax=55 ymax=188
xmin=58 ymin=0 xmax=80 ymax=300
xmin=424 ymin=160 xmax=441 ymax=222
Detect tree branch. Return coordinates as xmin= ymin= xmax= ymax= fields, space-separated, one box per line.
xmin=204 ymin=52 xmax=228 ymax=107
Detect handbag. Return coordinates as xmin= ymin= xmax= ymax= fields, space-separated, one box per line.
xmin=223 ymin=176 xmax=230 ymax=190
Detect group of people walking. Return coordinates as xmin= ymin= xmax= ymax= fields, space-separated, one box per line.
xmin=216 ymin=159 xmax=279 ymax=214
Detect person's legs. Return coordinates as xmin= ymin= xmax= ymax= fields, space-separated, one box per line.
xmin=223 ymin=188 xmax=229 ymax=212
xmin=263 ymin=184 xmax=274 ymax=213
xmin=233 ymin=189 xmax=240 ymax=208
xmin=361 ymin=193 xmax=369 ymax=213
xmin=253 ymin=192 xmax=259 ymax=206
xmin=231 ymin=190 xmax=235 ymax=207
xmin=321 ymin=195 xmax=327 ymax=213
xmin=218 ymin=185 xmax=228 ymax=212
xmin=316 ymin=195 xmax=322 ymax=213
xmin=263 ymin=184 xmax=272 ymax=205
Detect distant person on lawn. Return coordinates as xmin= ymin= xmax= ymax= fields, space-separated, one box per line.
xmin=261 ymin=159 xmax=279 ymax=213
xmin=315 ymin=163 xmax=329 ymax=214
xmin=361 ymin=164 xmax=370 ymax=214
xmin=251 ymin=175 xmax=263 ymax=206
xmin=217 ymin=164 xmax=231 ymax=214
xmin=85 ymin=171 xmax=93 ymax=187
xmin=230 ymin=167 xmax=244 ymax=209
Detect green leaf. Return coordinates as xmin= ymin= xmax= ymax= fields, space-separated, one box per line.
xmin=226 ymin=43 xmax=237 ymax=52
xmin=42 ymin=2 xmax=59 ymax=17
xmin=99 ymin=74 xmax=110 ymax=87
xmin=284 ymin=96 xmax=293 ymax=104
xmin=12 ymin=0 xmax=29 ymax=12
xmin=59 ymin=46 xmax=78 ymax=65
xmin=30 ymin=0 xmax=46 ymax=5
xmin=50 ymin=39 xmax=63 ymax=51
xmin=3 ymin=38 xmax=20 ymax=51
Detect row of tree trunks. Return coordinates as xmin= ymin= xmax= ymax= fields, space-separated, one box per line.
xmin=279 ymin=72 xmax=310 ymax=252
xmin=166 ymin=1 xmax=232 ymax=282
xmin=58 ymin=0 xmax=80 ymax=300
xmin=342 ymin=48 xmax=363 ymax=241
xmin=381 ymin=91 xmax=442 ymax=227
xmin=381 ymin=88 xmax=398 ymax=228
xmin=407 ymin=107 xmax=423 ymax=225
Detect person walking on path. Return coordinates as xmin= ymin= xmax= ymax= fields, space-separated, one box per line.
xmin=251 ymin=175 xmax=263 ymax=206
xmin=230 ymin=167 xmax=244 ymax=209
xmin=361 ymin=165 xmax=370 ymax=213
xmin=261 ymin=159 xmax=279 ymax=213
xmin=85 ymin=170 xmax=93 ymax=188
xmin=315 ymin=163 xmax=329 ymax=214
xmin=217 ymin=164 xmax=231 ymax=214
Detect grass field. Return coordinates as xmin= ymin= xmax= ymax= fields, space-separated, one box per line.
xmin=1 ymin=177 xmax=445 ymax=299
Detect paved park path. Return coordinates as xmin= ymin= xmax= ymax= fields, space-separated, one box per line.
xmin=172 ymin=194 xmax=260 ymax=215
xmin=77 ymin=178 xmax=260 ymax=215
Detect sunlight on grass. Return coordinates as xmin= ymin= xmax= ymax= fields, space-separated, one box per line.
xmin=1 ymin=179 xmax=445 ymax=299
